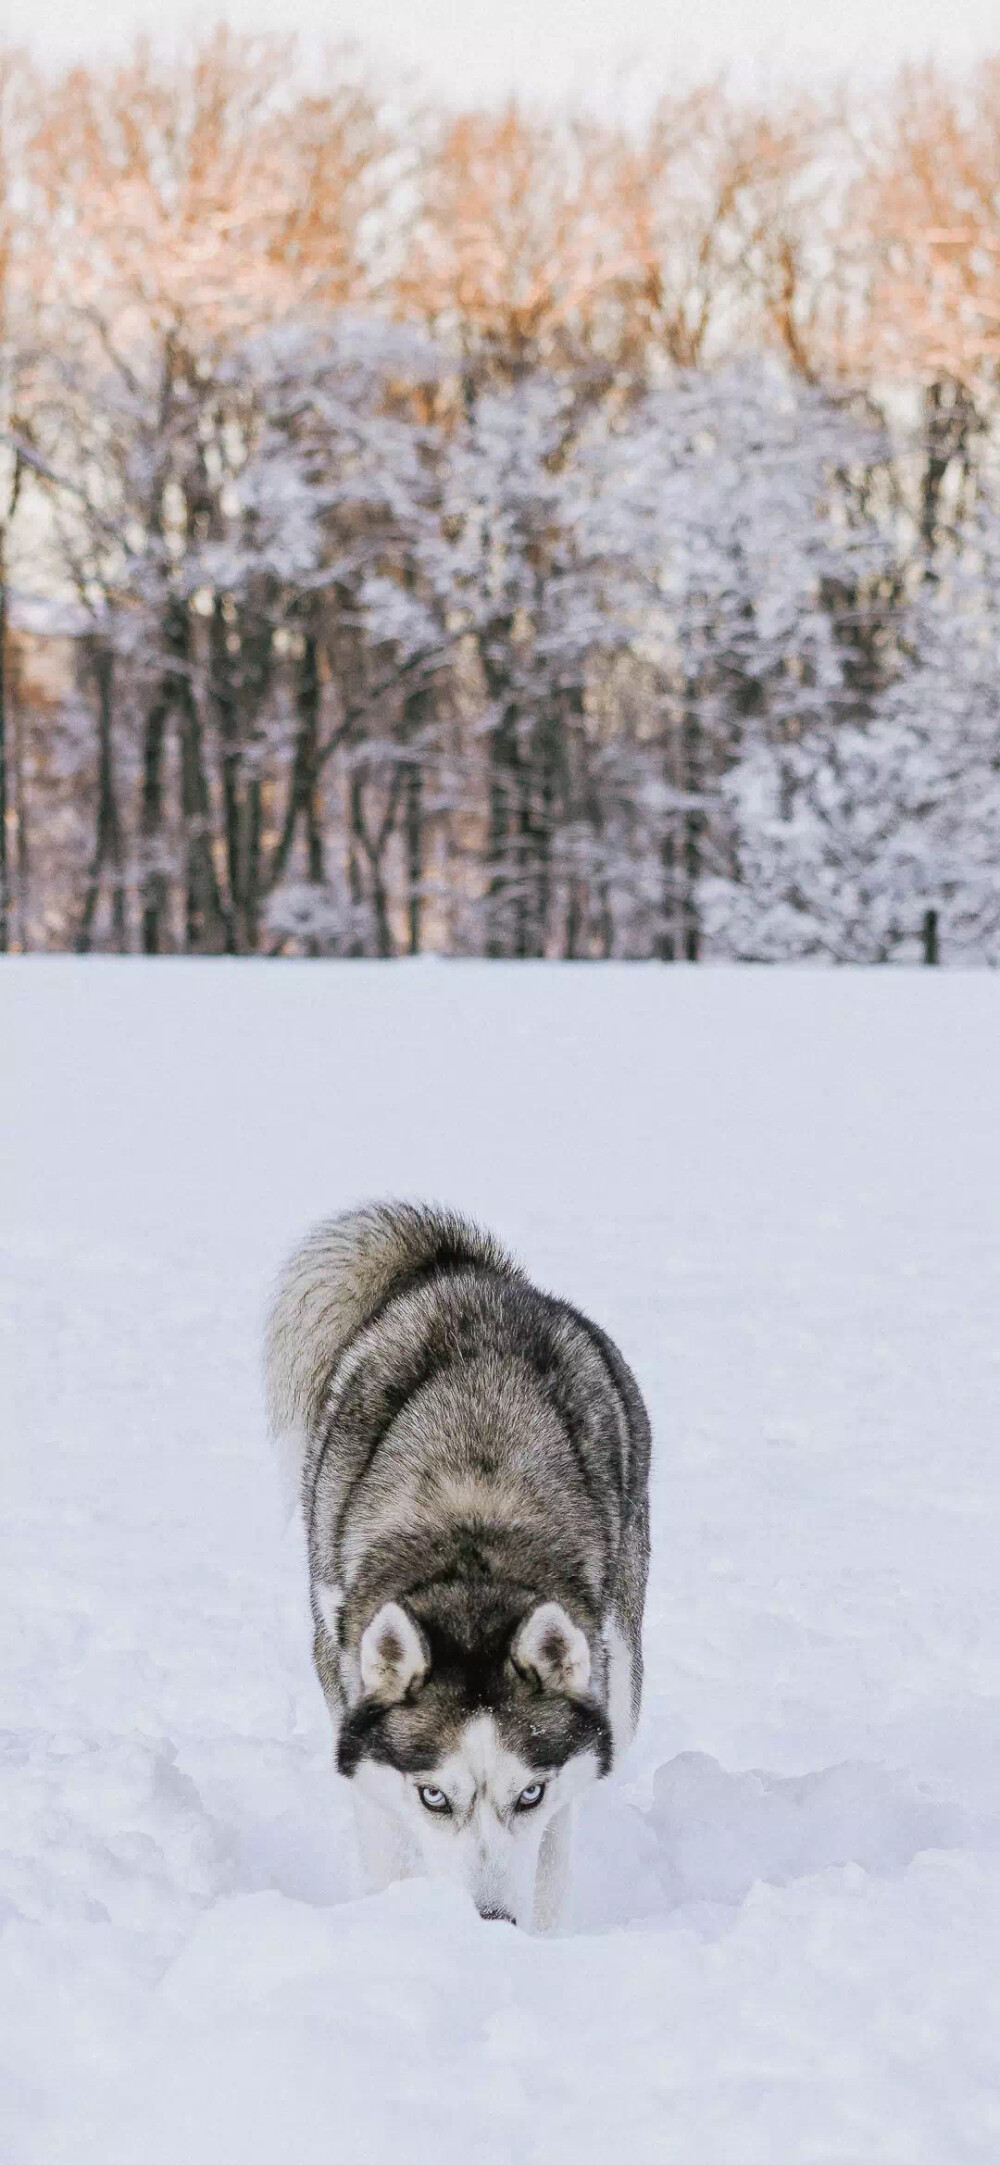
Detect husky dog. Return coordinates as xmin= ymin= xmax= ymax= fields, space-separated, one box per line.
xmin=265 ymin=1203 xmax=651 ymax=1931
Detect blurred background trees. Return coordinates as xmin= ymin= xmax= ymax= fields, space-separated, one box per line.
xmin=2 ymin=34 xmax=999 ymax=960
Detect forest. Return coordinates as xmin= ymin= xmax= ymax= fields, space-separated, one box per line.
xmin=1 ymin=38 xmax=998 ymax=961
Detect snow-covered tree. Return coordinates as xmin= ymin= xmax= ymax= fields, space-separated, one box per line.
xmin=702 ymin=508 xmax=1000 ymax=963
xmin=570 ymin=361 xmax=896 ymax=956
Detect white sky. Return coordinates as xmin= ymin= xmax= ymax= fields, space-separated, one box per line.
xmin=6 ymin=0 xmax=998 ymax=106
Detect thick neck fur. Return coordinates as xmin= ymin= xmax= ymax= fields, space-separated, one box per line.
xmin=341 ymin=1532 xmax=603 ymax=1652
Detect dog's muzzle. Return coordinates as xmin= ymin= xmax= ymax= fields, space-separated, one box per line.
xmin=478 ymin=1907 xmax=515 ymax=1925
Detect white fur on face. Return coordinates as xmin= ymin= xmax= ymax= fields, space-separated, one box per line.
xmin=351 ymin=1712 xmax=600 ymax=1926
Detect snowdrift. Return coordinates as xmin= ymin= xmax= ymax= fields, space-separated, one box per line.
xmin=2 ymin=961 xmax=998 ymax=2162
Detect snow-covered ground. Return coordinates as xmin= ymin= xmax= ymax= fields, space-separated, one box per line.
xmin=2 ymin=960 xmax=999 ymax=2163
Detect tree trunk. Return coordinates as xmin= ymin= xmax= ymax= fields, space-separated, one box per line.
xmin=657 ymin=826 xmax=677 ymax=961
xmin=9 ymin=645 xmax=29 ymax=950
xmin=141 ymin=600 xmax=230 ymax=955
xmin=681 ymin=702 xmax=703 ymax=962
xmin=300 ymin=636 xmax=326 ymax=889
xmin=141 ymin=692 xmax=169 ymax=955
xmin=212 ymin=611 xmax=243 ymax=950
xmin=76 ymin=642 xmax=127 ymax=953
xmin=0 ymin=558 xmax=9 ymax=955
xmin=402 ymin=681 xmax=432 ymax=956
xmin=655 ymin=705 xmax=679 ymax=960
xmin=524 ymin=709 xmax=560 ymax=959
xmin=0 ymin=453 xmax=23 ymax=954
xmin=351 ymin=764 xmax=402 ymax=958
xmin=563 ymin=878 xmax=582 ymax=959
xmin=211 ymin=603 xmax=273 ymax=953
xmin=169 ymin=604 xmax=228 ymax=954
xmin=178 ymin=679 xmax=229 ymax=953
xmin=405 ymin=756 xmax=422 ymax=954
xmin=486 ymin=703 xmax=526 ymax=957
xmin=261 ymin=633 xmax=325 ymax=922
xmin=919 ymin=379 xmax=974 ymax=560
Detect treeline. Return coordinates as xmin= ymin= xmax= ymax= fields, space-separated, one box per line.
xmin=1 ymin=38 xmax=999 ymax=959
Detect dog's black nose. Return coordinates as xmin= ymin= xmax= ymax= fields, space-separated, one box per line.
xmin=479 ymin=1908 xmax=515 ymax=1924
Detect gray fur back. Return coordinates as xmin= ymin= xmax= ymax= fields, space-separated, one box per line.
xmin=264 ymin=1201 xmax=518 ymax=1481
xmin=266 ymin=1198 xmax=652 ymax=1752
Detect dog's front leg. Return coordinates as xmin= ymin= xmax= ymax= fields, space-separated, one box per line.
xmin=532 ymin=1804 xmax=573 ymax=1933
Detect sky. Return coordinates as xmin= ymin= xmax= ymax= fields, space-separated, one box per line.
xmin=5 ymin=0 xmax=998 ymax=105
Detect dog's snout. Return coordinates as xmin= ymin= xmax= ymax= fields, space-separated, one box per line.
xmin=479 ymin=1907 xmax=515 ymax=1925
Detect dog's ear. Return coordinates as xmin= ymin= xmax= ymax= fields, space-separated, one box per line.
xmin=359 ymin=1601 xmax=428 ymax=1703
xmin=511 ymin=1601 xmax=591 ymax=1696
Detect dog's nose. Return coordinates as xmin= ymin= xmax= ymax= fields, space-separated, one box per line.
xmin=478 ymin=1908 xmax=515 ymax=1924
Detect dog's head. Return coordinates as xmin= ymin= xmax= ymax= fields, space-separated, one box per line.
xmin=336 ymin=1588 xmax=611 ymax=1928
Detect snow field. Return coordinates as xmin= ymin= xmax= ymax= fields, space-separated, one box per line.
xmin=1 ymin=960 xmax=999 ymax=2160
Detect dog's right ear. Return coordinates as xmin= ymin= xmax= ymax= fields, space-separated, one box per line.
xmin=359 ymin=1601 xmax=428 ymax=1703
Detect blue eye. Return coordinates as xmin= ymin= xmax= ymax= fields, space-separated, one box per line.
xmin=418 ymin=1785 xmax=452 ymax=1814
xmin=516 ymin=1782 xmax=545 ymax=1812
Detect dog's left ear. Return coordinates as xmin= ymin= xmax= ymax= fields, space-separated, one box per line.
xmin=511 ymin=1602 xmax=591 ymax=1696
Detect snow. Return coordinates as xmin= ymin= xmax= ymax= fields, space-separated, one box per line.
xmin=2 ymin=958 xmax=999 ymax=2162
